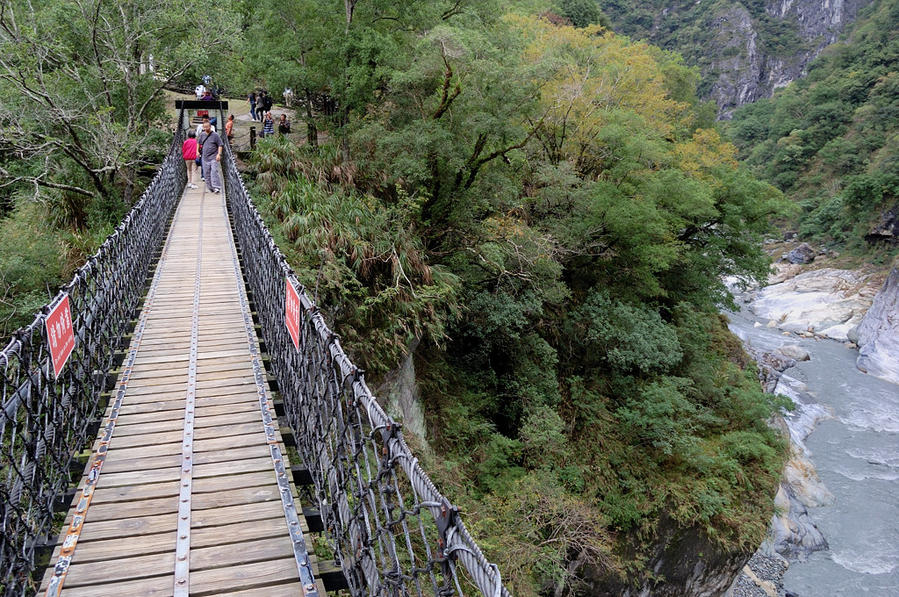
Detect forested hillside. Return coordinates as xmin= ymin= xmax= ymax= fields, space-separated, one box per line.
xmin=0 ymin=2 xmax=238 ymax=334
xmin=0 ymin=1 xmax=793 ymax=595
xmin=241 ymin=2 xmax=790 ymax=594
xmin=729 ymin=0 xmax=899 ymax=255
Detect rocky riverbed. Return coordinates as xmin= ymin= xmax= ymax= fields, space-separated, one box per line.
xmin=725 ymin=259 xmax=899 ymax=596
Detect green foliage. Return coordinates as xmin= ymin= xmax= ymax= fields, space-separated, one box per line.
xmin=729 ymin=0 xmax=899 ymax=252
xmin=568 ymin=291 xmax=683 ymax=373
xmin=0 ymin=204 xmax=65 ymax=335
xmin=241 ymin=6 xmax=788 ymax=592
xmin=559 ymin=0 xmax=609 ymax=28
xmin=250 ymin=137 xmax=459 ymax=374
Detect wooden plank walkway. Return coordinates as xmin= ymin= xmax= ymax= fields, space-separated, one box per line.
xmin=39 ymin=183 xmax=318 ymax=596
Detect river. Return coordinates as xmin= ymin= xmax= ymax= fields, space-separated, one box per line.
xmin=727 ymin=306 xmax=899 ymax=596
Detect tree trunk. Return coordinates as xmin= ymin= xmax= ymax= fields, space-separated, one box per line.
xmin=304 ymin=88 xmax=318 ymax=149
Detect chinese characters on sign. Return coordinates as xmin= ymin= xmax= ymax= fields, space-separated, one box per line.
xmin=285 ymin=278 xmax=301 ymax=349
xmin=46 ymin=294 xmax=75 ymax=379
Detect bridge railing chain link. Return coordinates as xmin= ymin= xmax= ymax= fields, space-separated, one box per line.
xmin=222 ymin=143 xmax=509 ymax=597
xmin=0 ymin=133 xmax=185 ymax=597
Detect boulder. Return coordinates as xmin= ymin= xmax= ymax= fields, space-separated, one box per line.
xmin=749 ymin=348 xmax=797 ymax=393
xmin=768 ymin=263 xmax=802 ymax=285
xmin=785 ymin=243 xmax=816 ymax=264
xmin=865 ymin=208 xmax=899 ymax=244
xmin=855 ymin=268 xmax=899 ymax=385
xmin=750 ymin=268 xmax=879 ymax=341
xmin=777 ymin=345 xmax=810 ymax=361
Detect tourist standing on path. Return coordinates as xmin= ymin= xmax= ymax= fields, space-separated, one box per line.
xmin=197 ymin=118 xmax=223 ymax=193
xmin=278 ymin=114 xmax=290 ymax=135
xmin=262 ymin=112 xmax=275 ymax=137
xmin=248 ymin=92 xmax=257 ymax=121
xmin=225 ymin=114 xmax=234 ymax=144
xmin=256 ymin=91 xmax=265 ymax=121
xmin=261 ymin=92 xmax=273 ymax=117
xmin=182 ymin=130 xmax=199 ymax=189
xmin=195 ymin=118 xmax=214 ymax=141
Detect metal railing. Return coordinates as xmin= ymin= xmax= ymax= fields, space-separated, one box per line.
xmin=1 ymin=127 xmax=506 ymax=597
xmin=0 ymin=133 xmax=185 ymax=596
xmin=222 ymin=142 xmax=508 ymax=597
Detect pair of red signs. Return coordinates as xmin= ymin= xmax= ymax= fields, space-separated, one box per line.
xmin=45 ymin=294 xmax=75 ymax=379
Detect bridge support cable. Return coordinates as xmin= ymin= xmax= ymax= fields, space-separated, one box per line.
xmin=0 ymin=132 xmax=186 ymax=597
xmin=222 ymin=143 xmax=509 ymax=597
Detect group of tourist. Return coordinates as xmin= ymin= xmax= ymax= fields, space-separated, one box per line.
xmin=181 ymin=116 xmax=228 ymax=194
xmin=247 ymin=90 xmax=291 ymax=138
xmin=247 ymin=90 xmax=272 ymax=122
xmin=181 ymin=82 xmax=294 ymax=190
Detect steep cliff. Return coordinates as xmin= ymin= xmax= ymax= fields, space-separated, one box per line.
xmin=602 ymin=0 xmax=873 ymax=116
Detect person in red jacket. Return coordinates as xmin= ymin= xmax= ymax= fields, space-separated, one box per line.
xmin=182 ymin=129 xmax=198 ymax=189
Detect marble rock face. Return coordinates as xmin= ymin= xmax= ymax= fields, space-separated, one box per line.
xmin=750 ymin=268 xmax=879 ymax=342
xmin=854 ymin=268 xmax=899 ymax=385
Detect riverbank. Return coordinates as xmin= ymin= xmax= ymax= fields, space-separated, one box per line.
xmin=726 ymin=247 xmax=899 ymax=596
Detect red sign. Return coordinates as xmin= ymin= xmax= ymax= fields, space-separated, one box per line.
xmin=46 ymin=294 xmax=75 ymax=379
xmin=285 ymin=278 xmax=301 ymax=349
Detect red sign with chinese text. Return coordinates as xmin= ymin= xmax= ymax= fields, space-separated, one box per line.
xmin=46 ymin=294 xmax=75 ymax=379
xmin=285 ymin=278 xmax=300 ymax=349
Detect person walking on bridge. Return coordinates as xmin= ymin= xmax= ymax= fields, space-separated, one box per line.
xmin=182 ymin=129 xmax=199 ymax=189
xmin=198 ymin=118 xmax=223 ymax=194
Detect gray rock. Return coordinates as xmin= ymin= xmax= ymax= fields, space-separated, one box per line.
xmin=786 ymin=243 xmax=816 ymax=265
xmin=865 ymin=208 xmax=899 ymax=244
xmin=749 ymin=348 xmax=797 ymax=392
xmin=855 ymin=268 xmax=899 ymax=385
xmin=750 ymin=268 xmax=878 ymax=341
xmin=605 ymin=0 xmax=873 ymax=118
xmin=377 ymin=338 xmax=429 ymax=444
xmin=777 ymin=345 xmax=810 ymax=361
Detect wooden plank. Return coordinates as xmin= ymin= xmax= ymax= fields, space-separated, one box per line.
xmin=126 ymin=359 xmax=250 ymax=380
xmin=84 ymin=483 xmax=282 ymax=523
xmin=192 ymin=433 xmax=271 ymax=453
xmin=117 ymin=391 xmax=255 ymax=416
xmin=87 ymin=470 xmax=276 ymax=506
xmin=58 ymin=573 xmax=172 ymax=597
xmin=132 ymin=348 xmax=247 ymax=366
xmin=192 ymin=411 xmax=261 ymax=429
xmin=189 ymin=558 xmax=299 ymax=596
xmin=52 ymin=517 xmax=303 ymax=563
xmin=62 ymin=550 xmax=174 ymax=588
xmin=212 ymin=583 xmax=304 ymax=597
xmin=191 ymin=537 xmax=294 ymax=571
xmin=112 ymin=400 xmax=259 ymax=427
xmin=60 ymin=537 xmax=296 ymax=589
xmin=101 ymin=444 xmax=269 ymax=474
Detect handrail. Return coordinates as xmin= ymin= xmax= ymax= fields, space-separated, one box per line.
xmin=0 ymin=131 xmax=186 ymax=596
xmin=0 ymin=127 xmax=507 ymax=597
xmin=222 ymin=141 xmax=509 ymax=597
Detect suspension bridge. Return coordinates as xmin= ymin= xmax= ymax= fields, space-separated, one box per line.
xmin=0 ymin=107 xmax=508 ymax=597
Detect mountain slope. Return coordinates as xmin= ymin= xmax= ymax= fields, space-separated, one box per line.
xmin=728 ymin=0 xmax=899 ymax=251
xmin=602 ymin=0 xmax=874 ymax=116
